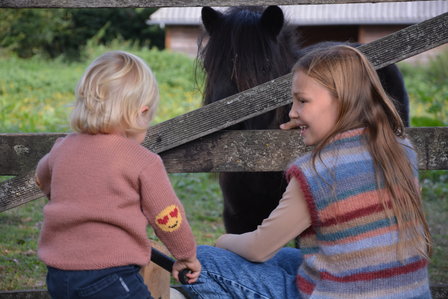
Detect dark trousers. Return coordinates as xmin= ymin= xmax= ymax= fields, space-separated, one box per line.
xmin=46 ymin=265 xmax=153 ymax=299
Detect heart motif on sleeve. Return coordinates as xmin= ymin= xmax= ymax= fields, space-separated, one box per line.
xmin=155 ymin=205 xmax=182 ymax=232
xmin=157 ymin=215 xmax=169 ymax=225
xmin=170 ymin=208 xmax=178 ymax=218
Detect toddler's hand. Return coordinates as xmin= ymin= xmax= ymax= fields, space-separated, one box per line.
xmin=172 ymin=256 xmax=201 ymax=284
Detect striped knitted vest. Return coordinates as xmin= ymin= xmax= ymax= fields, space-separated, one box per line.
xmin=287 ymin=128 xmax=431 ymax=299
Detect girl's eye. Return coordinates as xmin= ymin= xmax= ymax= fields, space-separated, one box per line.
xmin=292 ymin=95 xmax=306 ymax=105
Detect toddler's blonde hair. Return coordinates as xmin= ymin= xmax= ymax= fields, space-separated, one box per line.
xmin=71 ymin=50 xmax=159 ymax=134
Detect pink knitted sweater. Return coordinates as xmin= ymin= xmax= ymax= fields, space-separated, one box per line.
xmin=36 ymin=133 xmax=196 ymax=270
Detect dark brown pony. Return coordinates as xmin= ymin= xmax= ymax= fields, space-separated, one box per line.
xmin=198 ymin=6 xmax=409 ymax=234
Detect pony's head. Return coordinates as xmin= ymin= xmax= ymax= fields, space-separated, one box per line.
xmin=198 ymin=6 xmax=297 ymax=129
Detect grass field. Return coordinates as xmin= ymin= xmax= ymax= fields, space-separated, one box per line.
xmin=0 ymin=45 xmax=447 ymax=290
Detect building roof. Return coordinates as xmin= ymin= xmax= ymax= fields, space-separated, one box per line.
xmin=148 ymin=1 xmax=447 ymax=26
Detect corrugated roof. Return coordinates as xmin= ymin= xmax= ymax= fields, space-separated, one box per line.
xmin=148 ymin=1 xmax=447 ymax=26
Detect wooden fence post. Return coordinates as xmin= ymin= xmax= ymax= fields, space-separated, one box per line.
xmin=140 ymin=242 xmax=171 ymax=299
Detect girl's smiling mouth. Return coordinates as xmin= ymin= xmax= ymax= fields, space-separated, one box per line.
xmin=299 ymin=125 xmax=308 ymax=137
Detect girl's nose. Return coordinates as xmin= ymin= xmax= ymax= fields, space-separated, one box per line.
xmin=289 ymin=104 xmax=299 ymax=119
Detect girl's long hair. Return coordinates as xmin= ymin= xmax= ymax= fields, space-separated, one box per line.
xmin=293 ymin=45 xmax=431 ymax=258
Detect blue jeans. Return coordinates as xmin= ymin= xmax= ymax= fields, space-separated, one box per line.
xmin=183 ymin=245 xmax=302 ymax=299
xmin=46 ymin=265 xmax=152 ymax=299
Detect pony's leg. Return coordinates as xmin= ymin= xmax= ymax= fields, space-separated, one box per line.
xmin=219 ymin=172 xmax=286 ymax=234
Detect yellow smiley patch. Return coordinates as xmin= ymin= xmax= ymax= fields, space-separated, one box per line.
xmin=155 ymin=205 xmax=182 ymax=232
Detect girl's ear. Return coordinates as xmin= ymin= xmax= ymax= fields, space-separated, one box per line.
xmin=260 ymin=6 xmax=284 ymax=38
xmin=201 ymin=6 xmax=224 ymax=36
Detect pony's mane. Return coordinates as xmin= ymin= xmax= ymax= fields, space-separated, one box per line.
xmin=198 ymin=6 xmax=298 ymax=106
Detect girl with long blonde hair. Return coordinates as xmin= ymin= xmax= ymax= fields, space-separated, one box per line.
xmin=183 ymin=45 xmax=431 ymax=299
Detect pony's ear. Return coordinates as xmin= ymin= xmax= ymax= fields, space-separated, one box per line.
xmin=201 ymin=7 xmax=224 ymax=35
xmin=260 ymin=6 xmax=284 ymax=38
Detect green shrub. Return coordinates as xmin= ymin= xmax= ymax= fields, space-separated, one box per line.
xmin=398 ymin=49 xmax=448 ymax=126
xmin=398 ymin=50 xmax=448 ymax=284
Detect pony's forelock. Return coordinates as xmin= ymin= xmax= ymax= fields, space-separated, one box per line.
xmin=198 ymin=6 xmax=296 ymax=128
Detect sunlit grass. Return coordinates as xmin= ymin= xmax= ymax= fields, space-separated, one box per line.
xmin=0 ymin=46 xmax=204 ymax=133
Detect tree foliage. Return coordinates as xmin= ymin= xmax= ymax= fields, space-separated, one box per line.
xmin=0 ymin=8 xmax=164 ymax=60
xmin=399 ymin=49 xmax=448 ymax=126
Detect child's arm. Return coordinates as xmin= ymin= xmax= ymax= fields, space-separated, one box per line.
xmin=216 ymin=177 xmax=311 ymax=262
xmin=35 ymin=137 xmax=65 ymax=199
xmin=35 ymin=153 xmax=51 ymax=198
xmin=139 ymin=155 xmax=199 ymax=280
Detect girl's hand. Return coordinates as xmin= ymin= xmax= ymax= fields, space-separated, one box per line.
xmin=280 ymin=119 xmax=300 ymax=130
xmin=35 ymin=175 xmax=41 ymax=187
xmin=172 ymin=257 xmax=201 ymax=284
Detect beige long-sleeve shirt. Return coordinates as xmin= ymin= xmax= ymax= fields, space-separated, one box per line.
xmin=216 ymin=177 xmax=311 ymax=262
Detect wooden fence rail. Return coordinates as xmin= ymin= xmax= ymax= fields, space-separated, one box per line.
xmin=1 ymin=128 xmax=447 ymax=176
xmin=1 ymin=127 xmax=447 ymax=214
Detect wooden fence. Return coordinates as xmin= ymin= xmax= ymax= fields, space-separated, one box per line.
xmin=0 ymin=0 xmax=447 ymax=298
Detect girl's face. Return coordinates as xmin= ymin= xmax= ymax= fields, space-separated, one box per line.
xmin=290 ymin=70 xmax=339 ymax=146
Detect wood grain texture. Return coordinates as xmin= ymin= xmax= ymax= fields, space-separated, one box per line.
xmin=0 ymin=133 xmax=65 ymax=175
xmin=0 ymin=290 xmax=50 ymax=299
xmin=1 ymin=128 xmax=447 ymax=213
xmin=1 ymin=128 xmax=445 ymax=175
xmin=0 ymin=0 xmax=435 ymax=8
xmin=159 ymin=127 xmax=448 ymax=172
xmin=360 ymin=12 xmax=448 ymax=69
xmin=140 ymin=242 xmax=170 ymax=299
